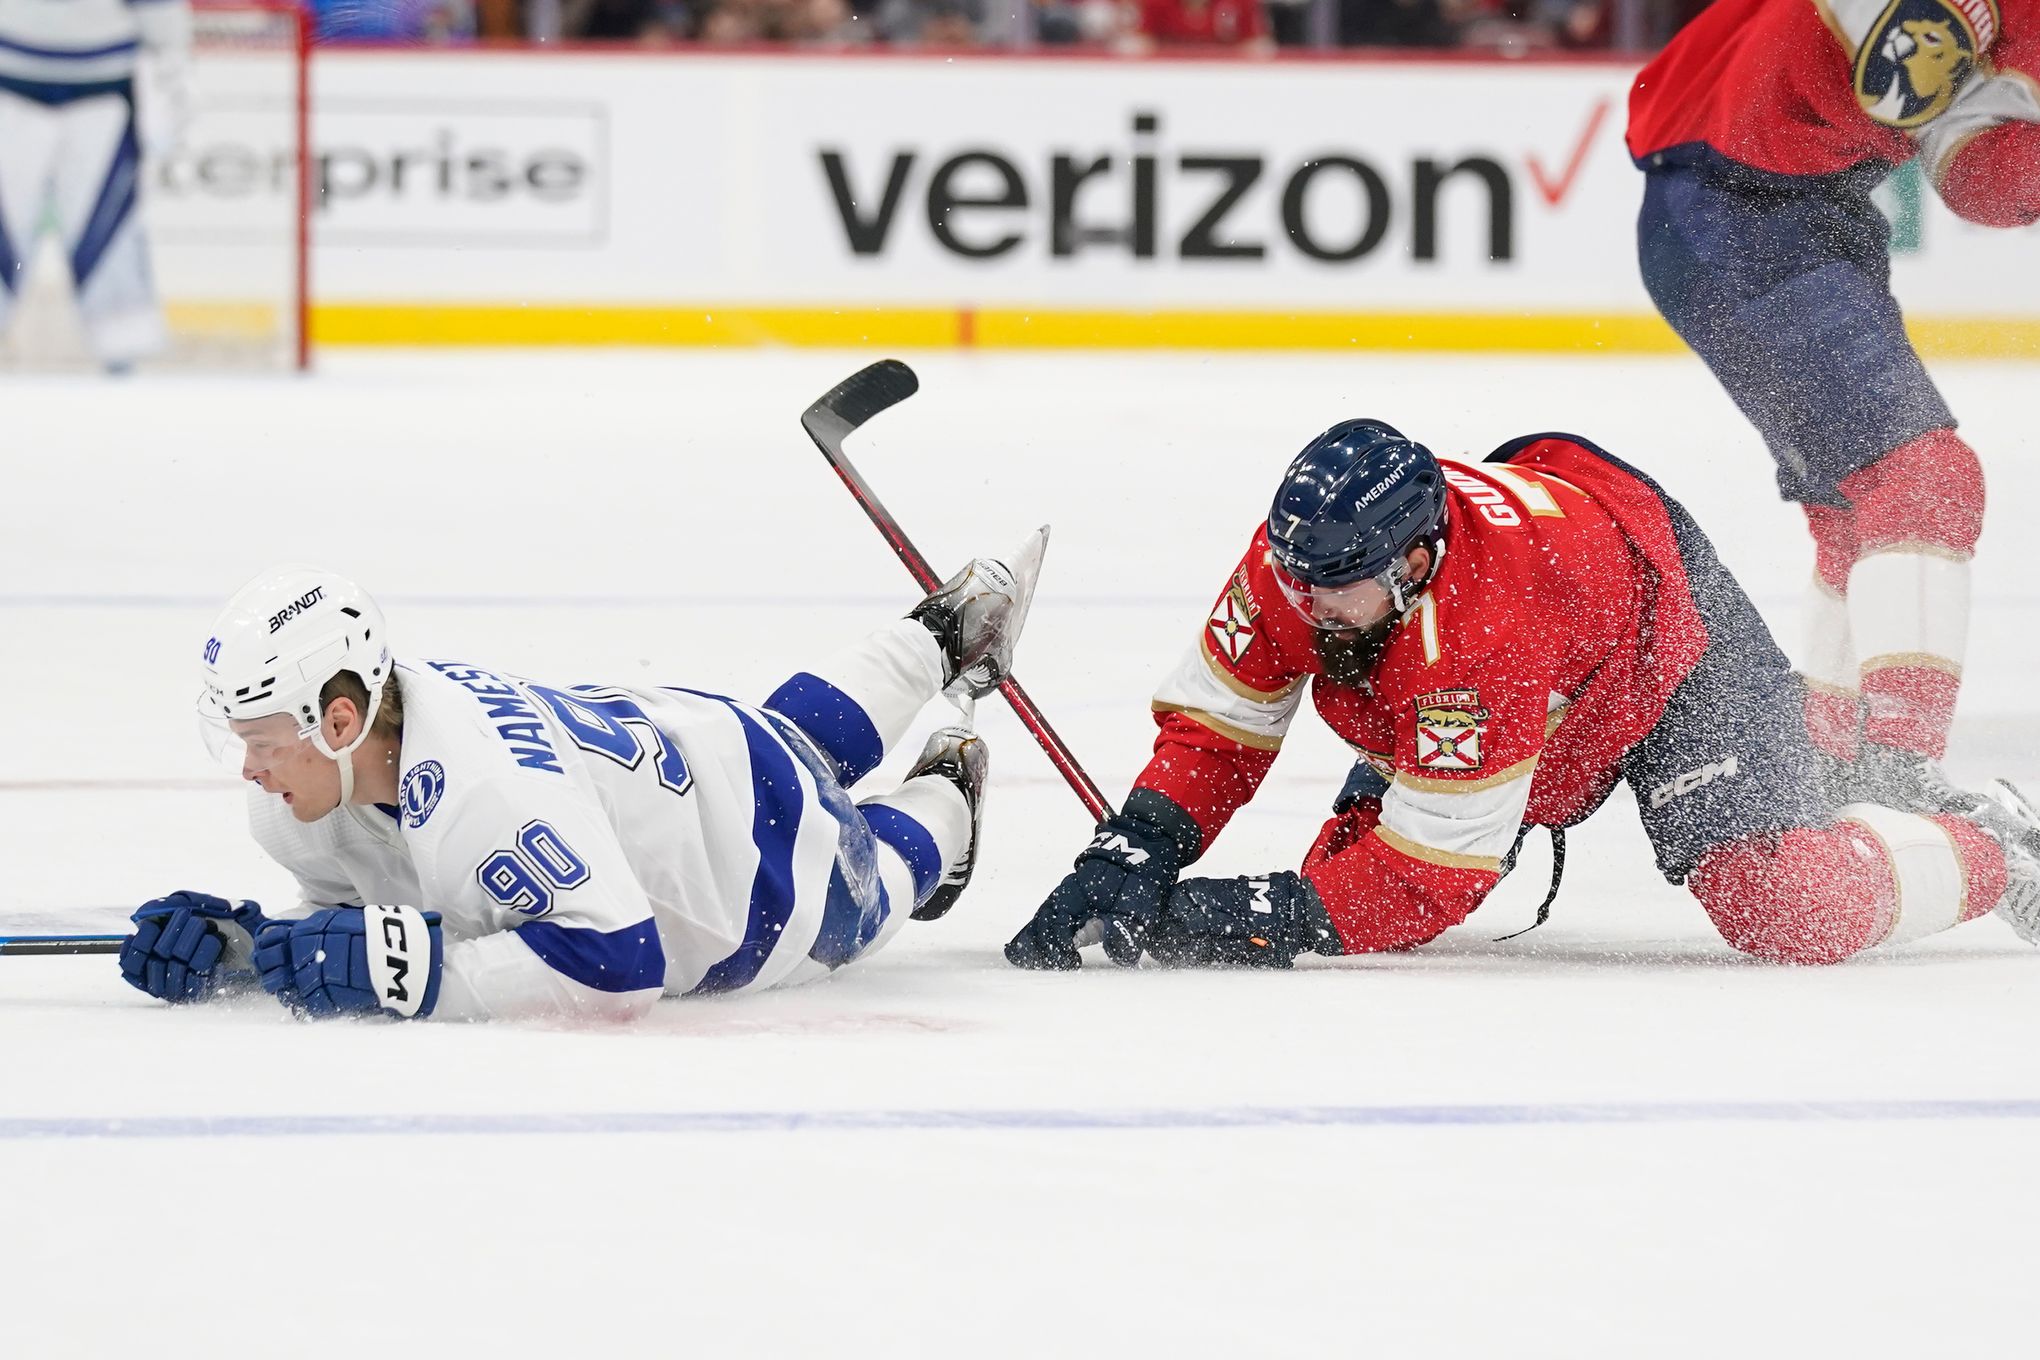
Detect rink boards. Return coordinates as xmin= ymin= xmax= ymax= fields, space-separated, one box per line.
xmin=149 ymin=49 xmax=2040 ymax=354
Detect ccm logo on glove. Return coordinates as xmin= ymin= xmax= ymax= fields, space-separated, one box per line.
xmin=365 ymin=904 xmax=432 ymax=1018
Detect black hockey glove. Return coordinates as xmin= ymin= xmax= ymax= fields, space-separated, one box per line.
xmin=1005 ymin=791 xmax=1199 ymax=971
xmin=1142 ymin=871 xmax=1344 ymax=970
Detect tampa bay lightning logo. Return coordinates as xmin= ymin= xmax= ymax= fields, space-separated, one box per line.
xmin=400 ymin=760 xmax=445 ymax=829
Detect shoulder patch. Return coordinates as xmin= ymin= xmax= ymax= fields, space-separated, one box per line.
xmin=1208 ymin=570 xmax=1261 ymax=664
xmin=1413 ymin=690 xmax=1489 ymax=771
xmin=1852 ymin=0 xmax=1996 ymax=128
xmin=400 ymin=759 xmax=446 ymax=828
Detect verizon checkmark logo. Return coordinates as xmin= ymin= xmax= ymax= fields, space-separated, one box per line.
xmin=1525 ymin=96 xmax=1612 ymax=209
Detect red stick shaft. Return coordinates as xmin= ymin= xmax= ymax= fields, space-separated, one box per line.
xmin=820 ymin=456 xmax=1113 ymax=823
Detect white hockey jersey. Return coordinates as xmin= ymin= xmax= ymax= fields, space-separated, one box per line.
xmin=0 ymin=0 xmax=188 ymax=86
xmin=250 ymin=657 xmax=900 ymax=1023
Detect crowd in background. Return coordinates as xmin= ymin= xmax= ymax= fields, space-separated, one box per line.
xmin=305 ymin=0 xmax=1711 ymax=54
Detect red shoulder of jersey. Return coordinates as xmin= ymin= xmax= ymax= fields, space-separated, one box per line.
xmin=1627 ymin=0 xmax=2029 ymax=177
xmin=1134 ymin=527 xmax=1320 ymax=843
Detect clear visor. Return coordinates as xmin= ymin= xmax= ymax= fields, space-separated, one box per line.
xmin=196 ymin=696 xmax=318 ymax=778
xmin=1271 ymin=561 xmax=1407 ymax=632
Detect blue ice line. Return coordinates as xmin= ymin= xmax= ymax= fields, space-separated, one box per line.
xmin=6 ymin=1099 xmax=2040 ymax=1141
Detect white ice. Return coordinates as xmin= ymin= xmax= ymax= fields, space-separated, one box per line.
xmin=3 ymin=350 xmax=2037 ymax=1357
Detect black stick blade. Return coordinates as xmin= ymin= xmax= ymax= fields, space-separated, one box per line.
xmin=801 ymin=359 xmax=920 ymax=450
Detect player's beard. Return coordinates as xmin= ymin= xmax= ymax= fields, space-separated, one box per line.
xmin=1314 ymin=617 xmax=1396 ymax=686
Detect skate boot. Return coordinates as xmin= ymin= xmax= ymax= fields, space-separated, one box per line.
xmin=904 ymin=725 xmax=990 ymax=922
xmin=909 ymin=526 xmax=1049 ymax=701
xmin=1847 ymin=741 xmax=1989 ymax=817
xmin=1974 ymin=781 xmax=2040 ymax=945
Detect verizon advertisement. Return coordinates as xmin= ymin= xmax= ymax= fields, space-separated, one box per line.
xmin=144 ymin=50 xmax=2040 ymax=322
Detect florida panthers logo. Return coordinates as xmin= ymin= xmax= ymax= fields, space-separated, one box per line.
xmin=1414 ymin=689 xmax=1488 ymax=772
xmin=1854 ymin=0 xmax=1997 ymax=128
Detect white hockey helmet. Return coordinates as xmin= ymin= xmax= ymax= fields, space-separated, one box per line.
xmin=198 ymin=565 xmax=392 ymax=771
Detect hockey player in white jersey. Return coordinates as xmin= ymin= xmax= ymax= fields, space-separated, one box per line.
xmin=117 ymin=534 xmax=1047 ymax=1022
xmin=0 ymin=0 xmax=188 ymax=367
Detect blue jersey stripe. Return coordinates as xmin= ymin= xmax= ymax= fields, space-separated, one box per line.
xmin=70 ymin=111 xmax=139 ymax=287
xmin=0 ymin=73 xmax=130 ymax=108
xmin=765 ymin=711 xmax=892 ymax=971
xmin=864 ymin=804 xmax=942 ymax=905
xmin=689 ymin=704 xmax=805 ymax=994
xmin=808 ymin=863 xmax=889 ymax=969
xmin=0 ymin=174 xmax=15 ymax=295
xmin=0 ymin=34 xmax=140 ymax=60
xmin=763 ymin=672 xmax=884 ymax=783
xmin=514 ymin=917 xmax=665 ymax=994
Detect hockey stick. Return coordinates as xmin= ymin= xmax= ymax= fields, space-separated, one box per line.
xmin=0 ymin=935 xmax=122 ymax=957
xmin=801 ymin=360 xmax=1114 ymax=823
xmin=1 ymin=906 xmax=129 ymax=957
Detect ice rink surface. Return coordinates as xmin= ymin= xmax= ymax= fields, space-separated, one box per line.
xmin=4 ymin=349 xmax=2038 ymax=1356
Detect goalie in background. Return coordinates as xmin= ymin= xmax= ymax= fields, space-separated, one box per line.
xmin=119 ymin=531 xmax=1045 ymax=1021
xmin=0 ymin=0 xmax=190 ymax=370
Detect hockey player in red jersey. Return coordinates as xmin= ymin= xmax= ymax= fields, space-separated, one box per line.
xmin=1627 ymin=0 xmax=2039 ymax=814
xmin=1005 ymin=421 xmax=2040 ymax=970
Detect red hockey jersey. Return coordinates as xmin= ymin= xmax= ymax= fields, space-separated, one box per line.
xmin=1134 ymin=438 xmax=1711 ymax=953
xmin=1628 ymin=0 xmax=2040 ymax=221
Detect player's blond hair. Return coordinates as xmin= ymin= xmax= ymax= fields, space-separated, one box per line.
xmin=318 ymin=669 xmax=404 ymax=742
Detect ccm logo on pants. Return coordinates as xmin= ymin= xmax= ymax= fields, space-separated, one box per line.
xmin=1651 ymin=755 xmax=1740 ymax=809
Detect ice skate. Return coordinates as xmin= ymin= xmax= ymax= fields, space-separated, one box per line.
xmin=905 ymin=725 xmax=990 ymax=922
xmin=1847 ymin=742 xmax=1989 ymax=818
xmin=909 ymin=526 xmax=1049 ymax=702
xmin=1968 ymin=781 xmax=2040 ymax=944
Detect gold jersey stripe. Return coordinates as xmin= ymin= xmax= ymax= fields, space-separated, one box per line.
xmin=1151 ymin=701 xmax=1286 ymax=751
xmin=1373 ymin=824 xmax=1504 ymax=873
xmin=1394 ymin=754 xmax=1539 ymax=795
xmin=1199 ymin=634 xmax=1301 ymax=700
xmin=1854 ymin=540 xmax=1974 ymax=564
xmin=1859 ymin=651 xmax=1965 ymax=678
xmin=1801 ymin=674 xmax=1862 ymax=698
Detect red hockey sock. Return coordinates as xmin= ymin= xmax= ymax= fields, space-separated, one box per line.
xmin=1930 ymin=814 xmax=2008 ymax=922
xmin=1689 ymin=826 xmax=1890 ymax=965
xmin=1802 ymin=501 xmax=1858 ymax=596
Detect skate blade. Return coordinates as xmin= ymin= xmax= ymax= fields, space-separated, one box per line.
xmin=997 ymin=523 xmax=1050 ymax=656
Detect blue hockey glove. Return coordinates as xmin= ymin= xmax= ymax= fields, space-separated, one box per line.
xmin=1142 ymin=871 xmax=1343 ymax=970
xmin=1005 ymin=791 xmax=1199 ymax=971
xmin=1332 ymin=758 xmax=1389 ymax=816
xmin=253 ymin=905 xmax=444 ymax=1020
xmin=119 ymin=891 xmax=268 ymax=1003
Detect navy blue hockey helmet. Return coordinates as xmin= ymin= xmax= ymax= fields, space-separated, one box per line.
xmin=1267 ymin=419 xmax=1447 ymax=585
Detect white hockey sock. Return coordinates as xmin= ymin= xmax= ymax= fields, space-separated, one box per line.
xmin=1801 ymin=571 xmax=1860 ymax=757
xmin=1848 ymin=547 xmax=1968 ymax=756
xmin=1838 ymin=803 xmax=1972 ymax=946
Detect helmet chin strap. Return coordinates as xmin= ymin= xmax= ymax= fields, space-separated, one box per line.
xmin=1388 ymin=536 xmax=1447 ymax=615
xmin=308 ymin=683 xmax=386 ymax=809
